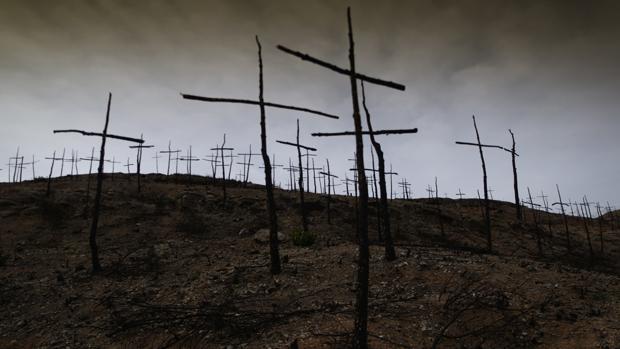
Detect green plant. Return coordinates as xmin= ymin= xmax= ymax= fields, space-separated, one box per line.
xmin=291 ymin=230 xmax=316 ymax=247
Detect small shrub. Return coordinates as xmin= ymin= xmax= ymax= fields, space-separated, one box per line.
xmin=291 ymin=230 xmax=316 ymax=247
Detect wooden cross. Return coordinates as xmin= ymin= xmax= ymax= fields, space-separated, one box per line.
xmin=211 ymin=134 xmax=235 ymax=203
xmin=456 ymin=189 xmax=466 ymax=200
xmin=20 ymin=155 xmax=39 ymax=181
xmin=44 ymin=151 xmax=63 ymax=196
xmin=237 ymin=145 xmax=260 ymax=186
xmin=129 ymin=134 xmax=154 ymax=192
xmin=9 ymin=147 xmax=22 ymax=183
xmin=525 ymin=187 xmax=543 ymax=256
xmin=152 ymin=151 xmax=162 ymax=174
xmin=258 ymin=154 xmax=283 ymax=186
xmin=108 ymin=157 xmax=120 ymax=181
xmin=283 ymin=159 xmax=299 ymax=191
xmin=277 ymin=119 xmax=317 ymax=231
xmin=159 ymin=141 xmax=181 ymax=176
xmin=278 ymin=9 xmax=407 ymax=342
xmin=579 ymin=197 xmax=594 ymax=259
xmin=425 ymin=185 xmax=435 ymax=199
xmin=538 ymin=190 xmax=553 ymax=238
xmin=594 ymin=202 xmax=605 ymax=255
xmin=53 ymin=93 xmax=144 ymax=272
xmin=301 ymin=151 xmax=316 ymax=192
xmin=487 ymin=188 xmax=495 ymax=201
xmin=319 ymin=159 xmax=338 ymax=224
xmin=399 ymin=179 xmax=411 ymax=200
xmin=124 ymin=158 xmax=134 ymax=177
xmin=179 ymin=146 xmax=200 ymax=183
xmin=455 ymin=115 xmax=493 ymax=251
xmin=190 ymin=25 xmax=343 ymax=272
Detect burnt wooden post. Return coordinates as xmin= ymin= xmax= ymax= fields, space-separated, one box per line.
xmin=211 ymin=135 xmax=234 ymax=204
xmin=10 ymin=147 xmax=20 ymax=183
xmin=426 ymin=185 xmax=435 ymax=199
xmin=508 ymin=129 xmax=522 ymax=221
xmin=152 ymin=151 xmax=162 ymax=174
xmin=182 ymin=37 xmax=339 ymax=275
xmin=435 ymin=176 xmax=445 ymax=238
xmin=129 ymin=135 xmax=154 ymax=192
xmin=59 ymin=148 xmax=66 ymax=177
xmin=278 ymin=8 xmax=408 ymax=344
xmin=579 ymin=198 xmax=594 ymax=260
xmin=301 ymin=151 xmax=316 ymax=192
xmin=320 ymin=159 xmax=338 ymax=225
xmin=538 ymin=191 xmax=553 ymax=239
xmin=526 ymin=187 xmax=544 ymax=256
xmin=399 ymin=179 xmax=411 ymax=199
xmin=276 ymin=119 xmax=316 ymax=232
xmin=108 ymin=157 xmax=120 ymax=181
xmin=595 ymin=203 xmax=605 ymax=255
xmin=179 ymin=146 xmax=200 ymax=183
xmin=552 ymin=184 xmax=571 ymax=252
xmin=238 ymin=145 xmax=260 ymax=186
xmin=53 ymin=93 xmax=144 ymax=272
xmin=124 ymin=158 xmax=134 ymax=181
xmin=44 ymin=151 xmax=62 ymax=196
xmin=455 ymin=115 xmax=493 ymax=252
xmin=160 ymin=141 xmax=180 ymax=177
xmin=606 ymin=202 xmax=616 ymax=232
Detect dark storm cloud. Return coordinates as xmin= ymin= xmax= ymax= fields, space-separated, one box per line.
xmin=0 ymin=0 xmax=619 ymax=207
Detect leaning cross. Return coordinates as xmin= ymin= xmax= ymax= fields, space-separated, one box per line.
xmin=53 ymin=93 xmax=144 ymax=273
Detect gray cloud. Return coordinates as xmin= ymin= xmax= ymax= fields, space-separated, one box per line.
xmin=1 ymin=0 xmax=619 ymax=208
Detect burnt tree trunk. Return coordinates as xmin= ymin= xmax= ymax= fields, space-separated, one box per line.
xmin=509 ymin=130 xmax=522 ymax=222
xmin=257 ymin=36 xmax=281 ymax=275
xmin=296 ymin=120 xmax=309 ymax=232
xmin=348 ymin=9 xmax=370 ymax=349
xmin=527 ymin=187 xmax=544 ymax=256
xmin=361 ymin=82 xmax=395 ymax=261
xmin=556 ymin=184 xmax=571 ymax=252
xmin=473 ymin=116 xmax=492 ymax=252
xmin=46 ymin=152 xmax=55 ymax=197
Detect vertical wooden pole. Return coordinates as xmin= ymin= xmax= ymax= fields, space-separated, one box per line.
xmin=257 ymin=36 xmax=281 ymax=275
xmin=89 ymin=93 xmax=112 ymax=273
xmin=556 ymin=184 xmax=571 ymax=252
xmin=347 ymin=9 xmax=370 ymax=349
xmin=46 ymin=151 xmax=55 ymax=197
xmin=296 ymin=119 xmax=309 ymax=232
xmin=473 ymin=116 xmax=492 ymax=252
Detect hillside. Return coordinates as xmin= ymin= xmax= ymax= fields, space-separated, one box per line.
xmin=1 ymin=174 xmax=619 ymax=348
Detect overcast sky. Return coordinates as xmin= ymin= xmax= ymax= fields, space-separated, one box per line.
xmin=1 ymin=0 xmax=619 ymax=209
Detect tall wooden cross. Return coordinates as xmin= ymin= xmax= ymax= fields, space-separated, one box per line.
xmin=276 ymin=119 xmax=317 ymax=232
xmin=399 ymin=179 xmax=411 ymax=200
xmin=181 ymin=36 xmax=338 ymax=276
xmin=160 ymin=141 xmax=181 ymax=176
xmin=525 ymin=187 xmax=544 ymax=256
xmin=129 ymin=134 xmax=154 ymax=192
xmin=277 ymin=8 xmax=408 ymax=343
xmin=538 ymin=190 xmax=553 ymax=238
xmin=456 ymin=189 xmax=466 ymax=200
xmin=319 ymin=159 xmax=338 ymax=225
xmin=455 ymin=115 xmax=493 ymax=252
xmin=21 ymin=155 xmax=39 ymax=181
xmin=152 ymin=151 xmax=162 ymax=174
xmin=108 ymin=157 xmax=120 ymax=181
xmin=53 ymin=93 xmax=144 ymax=272
xmin=124 ymin=158 xmax=134 ymax=179
xmin=179 ymin=146 xmax=200 ymax=183
xmin=44 ymin=151 xmax=63 ymax=196
xmin=426 ymin=185 xmax=435 ymax=199
xmin=211 ymin=135 xmax=235 ymax=203
xmin=237 ymin=145 xmax=260 ymax=186
xmin=579 ymin=197 xmax=594 ymax=259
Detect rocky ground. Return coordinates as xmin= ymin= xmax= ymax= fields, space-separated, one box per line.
xmin=1 ymin=174 xmax=619 ymax=348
